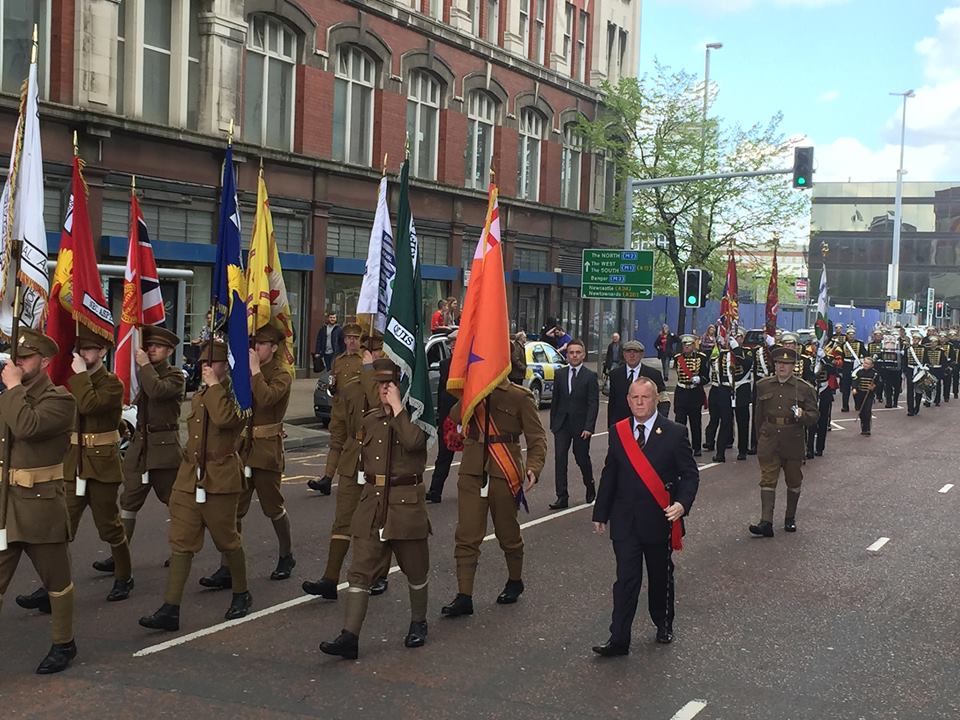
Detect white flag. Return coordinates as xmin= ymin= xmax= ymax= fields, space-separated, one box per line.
xmin=356 ymin=177 xmax=395 ymax=333
xmin=0 ymin=60 xmax=48 ymax=335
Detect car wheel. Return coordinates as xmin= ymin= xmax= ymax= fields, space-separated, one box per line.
xmin=530 ymin=382 xmax=542 ymax=408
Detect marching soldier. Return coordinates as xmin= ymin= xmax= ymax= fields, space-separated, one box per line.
xmin=307 ymin=322 xmax=363 ymax=496
xmin=806 ymin=343 xmax=841 ymax=459
xmin=104 ymin=325 xmax=184 ymax=574
xmin=16 ymin=326 xmax=132 ymax=615
xmin=704 ymin=333 xmax=743 ymax=463
xmin=922 ymin=335 xmax=947 ymax=407
xmin=940 ymin=330 xmax=955 ymax=404
xmin=672 ymin=335 xmax=708 ymax=457
xmin=441 ymin=379 xmax=547 ymax=618
xmin=319 ymin=358 xmax=431 ymax=659
xmin=838 ymin=327 xmax=865 ymax=412
xmin=779 ymin=334 xmax=817 ymax=384
xmin=852 ymin=357 xmax=881 ymax=436
xmin=199 ymin=325 xmax=294 ymax=588
xmin=139 ymin=339 xmax=251 ymax=631
xmin=303 ymin=327 xmax=391 ymax=599
xmin=903 ymin=332 xmax=926 ymax=417
xmin=732 ymin=329 xmax=754 ymax=461
xmin=866 ymin=330 xmax=885 ymax=405
xmin=0 ymin=329 xmax=78 ymax=673
xmin=749 ymin=346 xmax=818 ymax=537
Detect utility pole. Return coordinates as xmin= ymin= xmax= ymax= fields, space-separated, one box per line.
xmin=888 ymin=90 xmax=913 ymax=306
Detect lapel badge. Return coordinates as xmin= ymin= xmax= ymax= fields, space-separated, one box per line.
xmin=655 ymin=427 xmax=662 ymax=435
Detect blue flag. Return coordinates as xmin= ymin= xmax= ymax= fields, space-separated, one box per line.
xmin=211 ymin=144 xmax=252 ymax=415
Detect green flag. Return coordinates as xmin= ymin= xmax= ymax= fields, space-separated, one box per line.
xmin=384 ymin=159 xmax=437 ymax=445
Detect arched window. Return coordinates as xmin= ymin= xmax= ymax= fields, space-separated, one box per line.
xmin=243 ymin=14 xmax=297 ymax=149
xmin=517 ymin=108 xmax=544 ymax=202
xmin=333 ymin=45 xmax=375 ymax=165
xmin=407 ymin=70 xmax=440 ymax=181
xmin=560 ymin=124 xmax=582 ymax=210
xmin=466 ymin=90 xmax=497 ymax=190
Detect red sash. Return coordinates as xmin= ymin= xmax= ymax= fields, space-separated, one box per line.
xmin=676 ymin=354 xmax=696 ymax=385
xmin=614 ymin=418 xmax=683 ymax=551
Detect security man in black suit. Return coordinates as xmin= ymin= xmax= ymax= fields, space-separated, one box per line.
xmin=607 ymin=340 xmax=667 ymax=426
xmin=548 ymin=339 xmax=599 ymax=509
xmin=591 ymin=376 xmax=700 ymax=655
xmin=426 ymin=330 xmax=458 ymax=503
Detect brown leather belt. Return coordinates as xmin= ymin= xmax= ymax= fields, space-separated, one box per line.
xmin=10 ymin=463 xmax=65 ymax=488
xmin=466 ymin=432 xmax=520 ymax=443
xmin=365 ymin=473 xmax=422 ymax=487
xmin=70 ymin=430 xmax=121 ymax=447
xmin=768 ymin=417 xmax=797 ymax=426
xmin=145 ymin=423 xmax=178 ymax=432
xmin=241 ymin=422 xmax=283 ymax=439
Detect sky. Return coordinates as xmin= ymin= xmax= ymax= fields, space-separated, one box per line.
xmin=639 ymin=0 xmax=960 ymax=183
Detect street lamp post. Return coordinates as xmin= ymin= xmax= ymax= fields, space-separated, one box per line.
xmin=888 ymin=89 xmax=914 ymax=310
xmin=693 ymin=42 xmax=722 ymax=333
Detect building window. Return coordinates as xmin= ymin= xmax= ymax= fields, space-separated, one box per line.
xmin=327 ymin=223 xmax=369 ymax=259
xmin=243 ymin=15 xmax=297 ymax=149
xmin=187 ymin=2 xmax=200 ymax=129
xmin=517 ymin=108 xmax=543 ymax=202
xmin=1 ymin=0 xmax=49 ymax=96
xmin=519 ymin=0 xmax=529 ymax=58
xmin=407 ymin=70 xmax=440 ymax=181
xmin=333 ymin=46 xmax=375 ymax=166
xmin=515 ymin=247 xmax=547 ymax=272
xmin=618 ymin=28 xmax=628 ymax=80
xmin=560 ymin=124 xmax=582 ymax=210
xmin=468 ymin=0 xmax=481 ymax=36
xmin=562 ymin=3 xmax=573 ymax=68
xmin=117 ymin=0 xmax=125 ymax=110
xmin=533 ymin=0 xmax=547 ymax=64
xmin=425 ymin=0 xmax=441 ymax=20
xmin=606 ymin=22 xmax=615 ymax=80
xmin=142 ymin=0 xmax=172 ymax=123
xmin=466 ymin=90 xmax=496 ymax=190
xmin=576 ymin=10 xmax=587 ymax=80
xmin=102 ymin=196 xmax=214 ymax=244
xmin=486 ymin=0 xmax=500 ymax=42
xmin=419 ymin=234 xmax=449 ymax=265
xmin=593 ymin=152 xmax=618 ymax=215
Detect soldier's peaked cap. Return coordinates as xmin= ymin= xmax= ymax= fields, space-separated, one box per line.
xmin=680 ymin=334 xmax=696 ymax=344
xmin=773 ymin=346 xmax=799 ymax=364
xmin=342 ymin=322 xmax=363 ymax=337
xmin=372 ymin=357 xmax=399 ymax=383
xmin=199 ymin=338 xmax=229 ymax=363
xmin=76 ymin=323 xmax=115 ymax=350
xmin=17 ymin=328 xmax=58 ymax=358
xmin=252 ymin=325 xmax=284 ymax=344
xmin=142 ymin=325 xmax=180 ymax=348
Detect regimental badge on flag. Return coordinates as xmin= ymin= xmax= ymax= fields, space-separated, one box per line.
xmin=212 ymin=143 xmax=252 ymax=415
xmin=246 ymin=169 xmax=295 ymax=376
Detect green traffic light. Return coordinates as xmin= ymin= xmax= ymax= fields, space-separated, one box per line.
xmin=797 ymin=177 xmax=806 ymax=185
xmin=687 ymin=295 xmax=697 ymax=305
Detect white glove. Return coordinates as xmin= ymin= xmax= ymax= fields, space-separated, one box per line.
xmin=793 ymin=405 xmax=803 ymax=419
xmin=765 ymin=334 xmax=776 ymax=347
xmin=692 ymin=376 xmax=701 ymax=385
xmin=729 ymin=337 xmax=740 ymax=350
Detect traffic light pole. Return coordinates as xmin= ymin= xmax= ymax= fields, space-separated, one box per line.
xmin=630 ymin=166 xmax=793 ymax=189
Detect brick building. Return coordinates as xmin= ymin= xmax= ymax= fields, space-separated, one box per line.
xmin=1 ymin=0 xmax=640 ymax=370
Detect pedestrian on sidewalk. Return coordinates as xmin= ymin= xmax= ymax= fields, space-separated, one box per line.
xmin=655 ymin=324 xmax=677 ymax=381
xmin=314 ymin=312 xmax=344 ymax=373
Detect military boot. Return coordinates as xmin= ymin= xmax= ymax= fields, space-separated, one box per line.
xmin=404 ymin=621 xmax=428 ymax=648
xmin=35 ymin=640 xmax=77 ymax=675
xmin=106 ymin=577 xmax=135 ymax=602
xmin=369 ymin=577 xmax=389 ymax=596
xmin=225 ymin=591 xmax=253 ymax=620
xmin=139 ymin=603 xmax=180 ymax=631
xmin=749 ymin=489 xmax=776 ymax=537
xmin=302 ymin=577 xmax=339 ymax=599
xmin=271 ymin=554 xmax=296 ymax=581
xmin=784 ymin=487 xmax=801 ymax=532
xmin=319 ymin=630 xmax=359 ymax=659
xmin=496 ymin=579 xmax=525 ymax=605
xmin=308 ymin=476 xmax=333 ymax=495
xmin=440 ymin=593 xmax=474 ymax=617
xmin=198 ymin=565 xmax=232 ymax=590
xmin=16 ymin=587 xmax=51 ymax=614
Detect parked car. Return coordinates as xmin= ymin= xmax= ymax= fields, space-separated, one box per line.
xmin=313 ymin=333 xmax=454 ymax=426
xmin=523 ymin=340 xmax=567 ymax=408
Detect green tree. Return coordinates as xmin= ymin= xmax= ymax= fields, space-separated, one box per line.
xmin=579 ymin=64 xmax=809 ymax=332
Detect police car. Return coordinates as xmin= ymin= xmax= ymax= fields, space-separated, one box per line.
xmin=523 ymin=340 xmax=567 ymax=408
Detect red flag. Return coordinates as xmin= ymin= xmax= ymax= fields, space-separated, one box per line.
xmin=115 ymin=191 xmax=165 ymax=404
xmin=46 ymin=157 xmax=113 ymax=385
xmin=764 ymin=245 xmax=779 ymax=340
xmin=717 ymin=250 xmax=739 ymax=344
xmin=446 ymin=183 xmax=510 ymax=426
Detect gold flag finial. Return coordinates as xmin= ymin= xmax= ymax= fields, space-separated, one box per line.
xmin=228 ymin=118 xmax=235 ymax=146
xmin=72 ymin=131 xmax=78 ymax=157
xmin=31 ymin=24 xmax=37 ymax=64
xmin=382 ymin=153 xmax=388 ymax=176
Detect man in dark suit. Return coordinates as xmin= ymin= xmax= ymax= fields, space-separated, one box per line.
xmin=314 ymin=313 xmax=345 ymax=372
xmin=607 ymin=340 xmax=667 ymax=426
xmin=426 ymin=331 xmax=458 ymax=503
xmin=592 ymin=376 xmax=700 ymax=656
xmin=548 ymin=339 xmax=599 ymax=509
xmin=603 ymin=332 xmax=622 ymax=376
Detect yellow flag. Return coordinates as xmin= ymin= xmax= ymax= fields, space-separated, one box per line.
xmin=246 ymin=172 xmax=295 ymax=375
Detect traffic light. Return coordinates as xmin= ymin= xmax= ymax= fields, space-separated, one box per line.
xmin=793 ymin=147 xmax=814 ymax=189
xmin=935 ymin=300 xmax=944 ymax=318
xmin=684 ymin=268 xmax=711 ymax=308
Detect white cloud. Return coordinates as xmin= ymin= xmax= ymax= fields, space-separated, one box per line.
xmin=659 ymin=0 xmax=849 ymax=12
xmin=813 ymin=136 xmax=957 ymax=182
xmin=818 ymin=90 xmax=841 ymax=103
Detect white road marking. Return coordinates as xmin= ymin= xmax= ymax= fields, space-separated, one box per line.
xmin=938 ymin=483 xmax=954 ymax=494
xmin=867 ymin=537 xmax=890 ymax=552
xmin=671 ymin=700 xmax=708 ymax=720
xmin=697 ymin=462 xmax=720 ymax=471
xmin=830 ymin=421 xmax=845 ymax=430
xmin=833 ymin=417 xmax=858 ymax=422
xmin=135 ymin=459 xmax=725 ymax=657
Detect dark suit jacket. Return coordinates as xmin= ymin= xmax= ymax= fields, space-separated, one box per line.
xmin=593 ymin=414 xmax=700 ymax=544
xmin=549 ymin=364 xmax=599 ymax=434
xmin=437 ymin=356 xmax=456 ymax=421
xmin=315 ymin=325 xmax=345 ymax=356
xmin=607 ymin=362 xmax=666 ymax=427
xmin=604 ymin=342 xmax=623 ymax=373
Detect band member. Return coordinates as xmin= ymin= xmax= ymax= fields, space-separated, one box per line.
xmin=730 ymin=329 xmax=753 ymax=461
xmin=672 ymin=335 xmax=708 ymax=457
xmin=704 ymin=333 xmax=743 ymax=463
xmin=0 ymin=329 xmax=78 ymax=673
xmin=852 ymin=357 xmax=881 ymax=436
xmin=903 ymin=333 xmax=926 ymax=417
xmin=838 ymin=328 xmax=865 ymax=412
xmin=806 ymin=344 xmax=841 ymax=458
xmin=748 ymin=337 xmax=775 ymax=455
xmin=749 ymin=347 xmax=818 ymax=537
xmin=922 ymin=335 xmax=947 ymax=407
xmin=319 ymin=359 xmax=431 ymax=659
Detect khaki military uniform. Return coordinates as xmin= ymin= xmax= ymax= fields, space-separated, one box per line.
xmin=0 ymin=374 xmax=77 ymax=646
xmin=755 ymin=374 xmax=819 ymax=522
xmin=451 ymin=381 xmax=547 ymax=595
xmin=64 ymin=366 xmax=131 ymax=580
xmin=120 ymin=359 xmax=185 ymax=514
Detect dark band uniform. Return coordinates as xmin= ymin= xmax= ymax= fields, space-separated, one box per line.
xmin=806 ymin=346 xmax=840 ymax=458
xmin=138 ymin=339 xmax=251 ymax=632
xmin=922 ymin=340 xmax=947 ymax=406
xmin=672 ymin=336 xmax=708 ymax=456
xmin=119 ymin=325 xmax=185 ymax=543
xmin=0 ymin=329 xmax=78 ymax=673
xmin=704 ymin=341 xmax=744 ymax=462
xmin=750 ymin=347 xmax=818 ymax=536
xmin=903 ymin=338 xmax=926 ymax=416
xmin=748 ymin=342 xmax=775 ymax=453
xmin=319 ymin=358 xmax=432 ymax=659
xmin=839 ymin=332 xmax=865 ymax=412
xmin=852 ymin=365 xmax=881 ymax=435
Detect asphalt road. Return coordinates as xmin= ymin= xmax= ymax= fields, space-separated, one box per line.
xmin=1 ymin=395 xmax=958 ymax=719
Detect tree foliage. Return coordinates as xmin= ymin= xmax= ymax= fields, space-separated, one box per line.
xmin=578 ymin=63 xmax=809 ymax=331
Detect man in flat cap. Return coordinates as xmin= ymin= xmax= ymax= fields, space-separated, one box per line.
xmin=16 ymin=325 xmax=132 ymax=617
xmin=199 ymin=324 xmax=294 ymax=589
xmin=304 ymin=324 xmax=391 ymax=599
xmin=105 ymin=325 xmax=184 ymax=574
xmin=608 ymin=340 xmax=666 ymax=427
xmin=0 ymin=328 xmax=79 ymax=673
xmin=140 ymin=338 xmax=251 ymax=631
xmin=749 ymin=346 xmax=818 ymax=537
xmin=319 ymin=358 xmax=431 ymax=659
